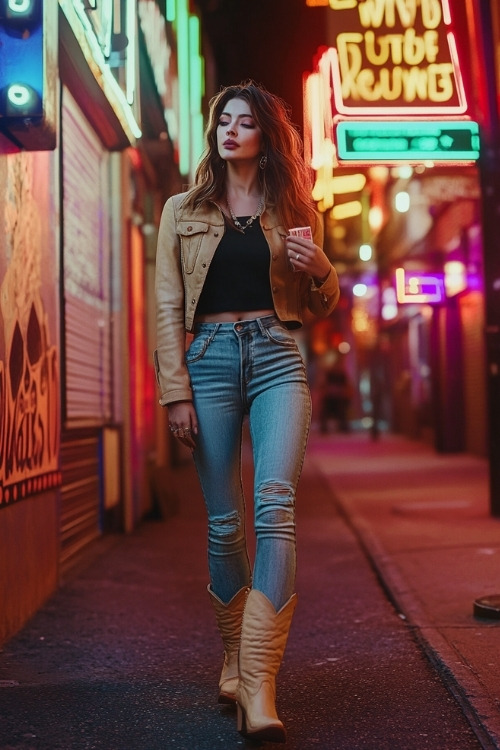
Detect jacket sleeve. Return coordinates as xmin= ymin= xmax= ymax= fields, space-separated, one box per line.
xmin=304 ymin=215 xmax=341 ymax=318
xmin=154 ymin=197 xmax=193 ymax=406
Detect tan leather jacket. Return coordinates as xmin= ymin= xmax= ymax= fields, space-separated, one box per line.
xmin=154 ymin=192 xmax=340 ymax=406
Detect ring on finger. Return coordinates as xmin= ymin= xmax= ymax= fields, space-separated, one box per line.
xmin=296 ymin=253 xmax=300 ymax=260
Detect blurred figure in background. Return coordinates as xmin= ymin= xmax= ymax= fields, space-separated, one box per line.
xmin=317 ymin=352 xmax=352 ymax=433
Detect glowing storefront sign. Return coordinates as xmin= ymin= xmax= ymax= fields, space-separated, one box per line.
xmin=138 ymin=0 xmax=176 ymax=141
xmin=58 ymin=0 xmax=142 ymax=142
xmin=323 ymin=0 xmax=468 ymax=116
xmin=337 ymin=120 xmax=480 ymax=161
xmin=304 ymin=1 xmax=475 ymax=195
xmin=395 ymin=268 xmax=444 ymax=304
xmin=138 ymin=0 xmax=205 ymax=178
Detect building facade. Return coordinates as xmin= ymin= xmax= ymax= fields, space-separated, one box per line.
xmin=0 ymin=0 xmax=208 ymax=644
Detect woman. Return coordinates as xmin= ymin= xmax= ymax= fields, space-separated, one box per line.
xmin=155 ymin=82 xmax=340 ymax=743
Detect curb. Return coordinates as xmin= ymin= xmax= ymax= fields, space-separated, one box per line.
xmin=320 ymin=470 xmax=500 ymax=750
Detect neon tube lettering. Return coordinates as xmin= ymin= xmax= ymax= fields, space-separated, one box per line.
xmin=364 ymin=29 xmax=439 ymax=66
xmin=357 ymin=0 xmax=441 ymax=29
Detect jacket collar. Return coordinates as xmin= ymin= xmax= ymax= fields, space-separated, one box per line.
xmin=175 ymin=193 xmax=285 ymax=231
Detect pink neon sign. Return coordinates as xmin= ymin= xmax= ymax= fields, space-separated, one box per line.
xmin=395 ymin=268 xmax=445 ymax=304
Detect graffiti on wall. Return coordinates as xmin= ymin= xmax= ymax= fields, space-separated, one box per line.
xmin=0 ymin=153 xmax=61 ymax=506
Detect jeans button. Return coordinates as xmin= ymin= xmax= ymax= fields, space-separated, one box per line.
xmin=235 ymin=324 xmax=243 ymax=332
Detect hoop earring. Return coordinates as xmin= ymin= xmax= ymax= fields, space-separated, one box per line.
xmin=259 ymin=154 xmax=268 ymax=170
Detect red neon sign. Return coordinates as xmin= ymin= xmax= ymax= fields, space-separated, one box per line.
xmin=316 ymin=0 xmax=468 ymax=116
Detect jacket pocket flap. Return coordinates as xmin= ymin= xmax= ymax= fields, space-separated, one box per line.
xmin=176 ymin=221 xmax=210 ymax=237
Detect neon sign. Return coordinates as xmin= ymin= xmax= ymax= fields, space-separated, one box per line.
xmin=58 ymin=0 xmax=141 ymax=142
xmin=395 ymin=268 xmax=444 ymax=304
xmin=303 ymin=1 xmax=475 ymax=189
xmin=336 ymin=120 xmax=480 ymax=162
xmin=317 ymin=0 xmax=468 ymax=116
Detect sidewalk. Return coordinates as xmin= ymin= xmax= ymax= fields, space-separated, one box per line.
xmin=1 ymin=429 xmax=499 ymax=749
xmin=308 ymin=429 xmax=500 ymax=748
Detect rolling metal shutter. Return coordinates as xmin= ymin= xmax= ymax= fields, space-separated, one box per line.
xmin=59 ymin=87 xmax=112 ymax=575
xmin=62 ymin=88 xmax=112 ymax=422
xmin=59 ymin=430 xmax=101 ymax=578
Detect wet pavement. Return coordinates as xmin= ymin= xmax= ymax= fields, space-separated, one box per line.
xmin=0 ymin=428 xmax=498 ymax=749
xmin=309 ymin=430 xmax=500 ymax=749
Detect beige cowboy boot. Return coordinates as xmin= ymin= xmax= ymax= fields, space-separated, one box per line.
xmin=235 ymin=588 xmax=297 ymax=743
xmin=207 ymin=585 xmax=249 ymax=704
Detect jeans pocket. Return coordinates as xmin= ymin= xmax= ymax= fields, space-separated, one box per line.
xmin=263 ymin=323 xmax=297 ymax=347
xmin=185 ymin=332 xmax=212 ymax=363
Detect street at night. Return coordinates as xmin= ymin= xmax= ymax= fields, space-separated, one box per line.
xmin=2 ymin=2 xmax=500 ymax=749
xmin=1 ymin=429 xmax=499 ymax=749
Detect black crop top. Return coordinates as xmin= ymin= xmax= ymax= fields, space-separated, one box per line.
xmin=195 ymin=219 xmax=274 ymax=314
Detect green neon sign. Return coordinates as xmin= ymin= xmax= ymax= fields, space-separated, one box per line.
xmin=336 ymin=121 xmax=480 ymax=162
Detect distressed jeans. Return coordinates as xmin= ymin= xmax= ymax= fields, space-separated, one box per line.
xmin=186 ymin=315 xmax=311 ymax=611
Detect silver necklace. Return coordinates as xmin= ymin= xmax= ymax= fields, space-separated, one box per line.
xmin=226 ymin=196 xmax=264 ymax=233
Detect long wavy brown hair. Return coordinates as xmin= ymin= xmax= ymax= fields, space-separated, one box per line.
xmin=184 ymin=82 xmax=316 ymax=231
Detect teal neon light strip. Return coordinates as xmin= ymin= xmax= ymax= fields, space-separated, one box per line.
xmin=177 ymin=0 xmax=190 ymax=175
xmin=189 ymin=15 xmax=201 ymax=113
xmin=166 ymin=0 xmax=175 ymax=22
xmin=189 ymin=14 xmax=204 ymax=167
xmin=336 ymin=120 xmax=480 ymax=162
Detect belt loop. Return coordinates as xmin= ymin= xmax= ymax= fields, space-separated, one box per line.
xmin=258 ymin=314 xmax=278 ymax=333
xmin=208 ymin=323 xmax=220 ymax=343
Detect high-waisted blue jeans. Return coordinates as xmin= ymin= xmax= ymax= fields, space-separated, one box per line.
xmin=186 ymin=315 xmax=311 ymax=611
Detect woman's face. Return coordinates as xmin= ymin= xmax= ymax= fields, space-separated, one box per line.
xmin=217 ymin=97 xmax=263 ymax=164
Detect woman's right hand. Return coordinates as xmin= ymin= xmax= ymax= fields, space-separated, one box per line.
xmin=167 ymin=401 xmax=198 ymax=451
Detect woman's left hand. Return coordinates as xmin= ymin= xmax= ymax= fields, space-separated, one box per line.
xmin=286 ymin=235 xmax=332 ymax=284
